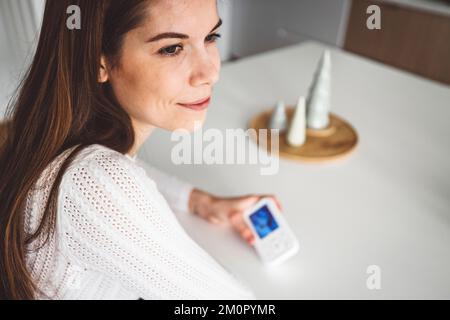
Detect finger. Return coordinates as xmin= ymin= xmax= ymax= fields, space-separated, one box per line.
xmin=229 ymin=212 xmax=255 ymax=244
xmin=229 ymin=211 xmax=246 ymax=230
xmin=235 ymin=221 xmax=255 ymax=245
xmin=229 ymin=211 xmax=251 ymax=236
xmin=240 ymin=228 xmax=255 ymax=245
xmin=240 ymin=227 xmax=252 ymax=238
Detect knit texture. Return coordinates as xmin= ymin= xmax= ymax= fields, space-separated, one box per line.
xmin=24 ymin=143 xmax=255 ymax=300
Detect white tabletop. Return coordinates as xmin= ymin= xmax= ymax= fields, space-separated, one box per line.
xmin=139 ymin=41 xmax=450 ymax=299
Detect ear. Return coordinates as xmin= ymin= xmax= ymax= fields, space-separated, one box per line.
xmin=98 ymin=55 xmax=109 ymax=83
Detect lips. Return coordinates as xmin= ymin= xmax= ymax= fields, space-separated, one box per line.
xmin=177 ymin=96 xmax=211 ymax=110
xmin=179 ymin=96 xmax=210 ymax=105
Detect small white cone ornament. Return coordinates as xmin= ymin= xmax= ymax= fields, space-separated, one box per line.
xmin=268 ymin=100 xmax=287 ymax=131
xmin=306 ymin=50 xmax=331 ymax=129
xmin=287 ymin=96 xmax=306 ymax=147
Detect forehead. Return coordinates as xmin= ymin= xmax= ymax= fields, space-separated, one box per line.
xmin=142 ymin=0 xmax=219 ymax=33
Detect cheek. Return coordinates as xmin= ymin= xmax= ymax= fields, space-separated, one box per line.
xmin=128 ymin=54 xmax=191 ymax=99
xmin=110 ymin=65 xmax=148 ymax=111
xmin=154 ymin=70 xmax=186 ymax=104
xmin=110 ymin=62 xmax=180 ymax=116
xmin=110 ymin=60 xmax=199 ymax=130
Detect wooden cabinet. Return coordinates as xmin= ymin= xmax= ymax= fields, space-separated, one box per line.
xmin=344 ymin=0 xmax=450 ymax=85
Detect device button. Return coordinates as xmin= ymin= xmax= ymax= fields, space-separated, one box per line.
xmin=273 ymin=241 xmax=285 ymax=254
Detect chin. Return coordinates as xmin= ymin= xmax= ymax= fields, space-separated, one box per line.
xmin=185 ymin=116 xmax=206 ymax=132
xmin=167 ymin=112 xmax=207 ymax=132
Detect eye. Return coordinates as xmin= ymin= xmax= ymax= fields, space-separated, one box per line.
xmin=157 ymin=33 xmax=222 ymax=58
xmin=206 ymin=33 xmax=221 ymax=43
xmin=158 ymin=44 xmax=183 ymax=57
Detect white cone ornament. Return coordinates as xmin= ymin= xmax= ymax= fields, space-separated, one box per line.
xmin=306 ymin=50 xmax=331 ymax=129
xmin=287 ymin=96 xmax=306 ymax=147
xmin=268 ymin=100 xmax=287 ymax=131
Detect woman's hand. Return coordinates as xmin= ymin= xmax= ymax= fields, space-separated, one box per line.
xmin=188 ymin=188 xmax=282 ymax=246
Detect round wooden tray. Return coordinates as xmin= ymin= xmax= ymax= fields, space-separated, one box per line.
xmin=248 ymin=106 xmax=358 ymax=163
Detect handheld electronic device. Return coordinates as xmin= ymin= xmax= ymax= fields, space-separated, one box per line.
xmin=243 ymin=198 xmax=299 ymax=266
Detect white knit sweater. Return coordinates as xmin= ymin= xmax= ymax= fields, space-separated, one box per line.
xmin=24 ymin=143 xmax=255 ymax=300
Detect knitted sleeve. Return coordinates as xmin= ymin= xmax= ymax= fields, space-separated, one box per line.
xmin=57 ymin=148 xmax=255 ymax=300
xmin=134 ymin=158 xmax=194 ymax=216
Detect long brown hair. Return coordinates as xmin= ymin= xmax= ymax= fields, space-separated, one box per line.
xmin=0 ymin=0 xmax=150 ymax=299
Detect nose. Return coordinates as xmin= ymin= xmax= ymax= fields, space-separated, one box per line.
xmin=189 ymin=48 xmax=220 ymax=87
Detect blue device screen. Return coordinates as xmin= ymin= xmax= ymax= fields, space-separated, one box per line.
xmin=249 ymin=205 xmax=279 ymax=239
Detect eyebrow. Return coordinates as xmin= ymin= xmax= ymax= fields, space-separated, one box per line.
xmin=147 ymin=18 xmax=222 ymax=42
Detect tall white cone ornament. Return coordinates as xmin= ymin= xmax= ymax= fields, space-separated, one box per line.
xmin=268 ymin=100 xmax=287 ymax=131
xmin=306 ymin=50 xmax=331 ymax=129
xmin=287 ymin=96 xmax=306 ymax=147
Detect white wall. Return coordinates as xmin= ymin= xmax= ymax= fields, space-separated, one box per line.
xmin=0 ymin=0 xmax=45 ymax=118
xmin=217 ymin=0 xmax=234 ymax=61
xmin=229 ymin=0 xmax=350 ymax=59
xmin=30 ymin=0 xmax=45 ymax=27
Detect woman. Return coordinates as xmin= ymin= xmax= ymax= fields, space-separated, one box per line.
xmin=0 ymin=0 xmax=281 ymax=299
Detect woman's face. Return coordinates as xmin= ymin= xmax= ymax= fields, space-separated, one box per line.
xmin=103 ymin=0 xmax=221 ymax=133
